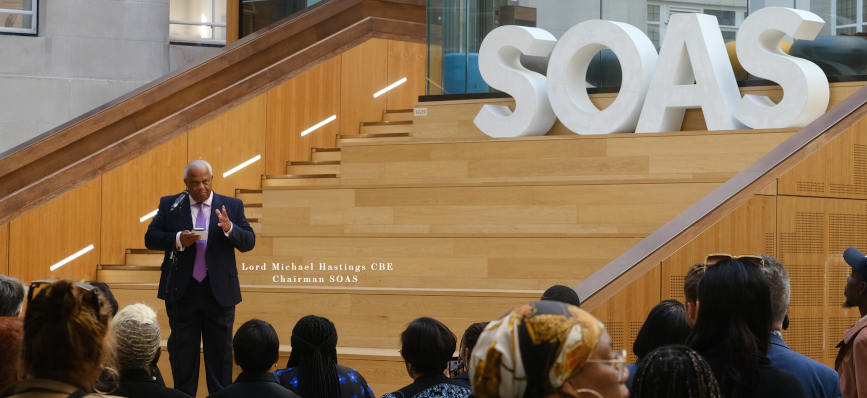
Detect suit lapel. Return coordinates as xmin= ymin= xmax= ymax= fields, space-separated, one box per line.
xmin=207 ymin=192 xmax=223 ymax=249
xmin=180 ymin=195 xmax=194 ymax=231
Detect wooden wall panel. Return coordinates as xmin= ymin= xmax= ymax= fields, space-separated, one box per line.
xmin=386 ymin=40 xmax=426 ymax=110
xmin=776 ymin=195 xmax=865 ymax=366
xmin=591 ymin=263 xmax=661 ymax=364
xmin=340 ymin=39 xmax=388 ymax=136
xmin=188 ymin=96 xmax=267 ymax=195
xmin=9 ymin=178 xmax=102 ymax=283
xmin=266 ymin=57 xmax=342 ymax=170
xmin=0 ymin=224 xmax=7 ymax=276
xmin=101 ymin=135 xmax=188 ymax=265
xmin=661 ymin=195 xmax=776 ymax=303
xmin=779 ymin=116 xmax=867 ymax=199
xmin=227 ymin=0 xmax=239 ymax=44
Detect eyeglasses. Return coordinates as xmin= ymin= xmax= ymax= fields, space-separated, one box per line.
xmin=704 ymin=253 xmax=765 ymax=267
xmin=27 ymin=279 xmax=102 ymax=313
xmin=585 ymin=349 xmax=627 ymax=379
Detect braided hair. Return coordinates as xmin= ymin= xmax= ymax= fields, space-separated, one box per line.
xmin=286 ymin=315 xmax=340 ymax=398
xmin=630 ymin=345 xmax=721 ymax=398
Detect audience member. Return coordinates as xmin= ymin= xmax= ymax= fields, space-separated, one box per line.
xmin=687 ymin=256 xmax=807 ymax=398
xmin=275 ymin=315 xmax=375 ymax=398
xmin=757 ymin=255 xmax=842 ymax=398
xmin=470 ymin=301 xmax=628 ymax=398
xmin=837 ymin=247 xmax=867 ymax=398
xmin=111 ymin=303 xmax=190 ymax=398
xmin=209 ymin=319 xmax=299 ymax=398
xmin=0 ymin=317 xmax=23 ymax=392
xmin=625 ymin=300 xmax=691 ymax=389
xmin=453 ymin=322 xmax=489 ymax=387
xmin=0 ymin=275 xmax=25 ymax=317
xmin=683 ymin=262 xmax=706 ymax=328
xmin=0 ymin=279 xmax=116 ymax=398
xmin=383 ymin=317 xmax=472 ymax=398
xmin=630 ymin=345 xmax=721 ymax=398
xmin=541 ymin=285 xmax=581 ymax=307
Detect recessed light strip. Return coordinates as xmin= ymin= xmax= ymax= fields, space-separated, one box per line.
xmin=373 ymin=77 xmax=407 ymax=98
xmin=300 ymin=115 xmax=337 ymax=137
xmin=223 ymin=154 xmax=262 ymax=178
xmin=140 ymin=209 xmax=159 ymax=223
xmin=50 ymin=244 xmax=95 ymax=271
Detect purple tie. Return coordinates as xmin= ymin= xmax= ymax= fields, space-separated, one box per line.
xmin=192 ymin=202 xmax=208 ymax=282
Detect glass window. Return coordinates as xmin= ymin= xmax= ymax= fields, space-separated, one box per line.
xmin=647 ymin=4 xmax=660 ymax=22
xmin=647 ymin=24 xmax=660 ymax=47
xmin=721 ymin=30 xmax=736 ymax=43
xmin=838 ymin=26 xmax=857 ymax=34
xmin=838 ymin=0 xmax=857 ymax=24
xmin=170 ymin=0 xmax=227 ymax=45
xmin=0 ymin=0 xmax=37 ymax=35
xmin=704 ymin=9 xmax=736 ymax=27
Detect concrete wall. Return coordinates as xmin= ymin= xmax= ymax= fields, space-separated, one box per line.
xmin=0 ymin=0 xmax=220 ymax=153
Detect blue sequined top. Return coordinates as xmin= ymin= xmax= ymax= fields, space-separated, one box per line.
xmin=274 ymin=364 xmax=376 ymax=398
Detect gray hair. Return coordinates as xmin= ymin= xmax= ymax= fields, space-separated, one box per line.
xmin=184 ymin=160 xmax=213 ymax=179
xmin=0 ymin=275 xmax=25 ymax=317
xmin=758 ymin=255 xmax=791 ymax=325
xmin=112 ymin=303 xmax=161 ymax=371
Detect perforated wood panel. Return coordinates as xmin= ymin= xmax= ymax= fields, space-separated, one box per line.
xmin=592 ymin=264 xmax=660 ymax=365
xmin=661 ymin=195 xmax=776 ymax=302
xmin=779 ymin=117 xmax=867 ymax=199
xmin=607 ymin=321 xmax=625 ymax=353
xmin=629 ymin=321 xmax=643 ymax=363
xmin=787 ymin=264 xmax=824 ymax=307
xmin=785 ymin=317 xmax=824 ymax=359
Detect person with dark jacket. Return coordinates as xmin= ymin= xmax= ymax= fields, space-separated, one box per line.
xmin=453 ymin=322 xmax=488 ymax=387
xmin=382 ymin=317 xmax=472 ymax=398
xmin=688 ymin=255 xmax=808 ymax=398
xmin=209 ymin=319 xmax=299 ymax=398
xmin=112 ymin=303 xmax=190 ymax=398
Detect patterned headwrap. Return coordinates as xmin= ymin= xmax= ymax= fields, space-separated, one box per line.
xmin=469 ymin=301 xmax=604 ymax=398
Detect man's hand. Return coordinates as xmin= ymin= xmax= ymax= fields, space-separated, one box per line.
xmin=216 ymin=205 xmax=232 ymax=233
xmin=179 ymin=230 xmax=201 ymax=247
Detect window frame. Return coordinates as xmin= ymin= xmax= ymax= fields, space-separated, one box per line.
xmin=832 ymin=0 xmax=865 ymax=34
xmin=169 ymin=0 xmax=227 ymax=45
xmin=0 ymin=0 xmax=38 ymax=35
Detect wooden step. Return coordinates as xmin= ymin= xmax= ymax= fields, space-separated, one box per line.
xmin=245 ymin=203 xmax=263 ymax=218
xmin=97 ymin=264 xmax=161 ymax=284
xmin=234 ymin=189 xmax=263 ymax=203
xmin=286 ymin=161 xmax=341 ymax=175
xmin=383 ymin=109 xmax=413 ymax=122
xmin=336 ymin=132 xmax=411 ymax=147
xmin=311 ymin=147 xmax=342 ymax=161
xmin=359 ymin=120 xmax=413 ymax=135
xmin=262 ymin=174 xmax=341 ymax=187
xmin=125 ymin=249 xmax=164 ymax=267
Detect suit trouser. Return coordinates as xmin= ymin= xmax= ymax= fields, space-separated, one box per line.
xmin=165 ymin=276 xmax=235 ymax=396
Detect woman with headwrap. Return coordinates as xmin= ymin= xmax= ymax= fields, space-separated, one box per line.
xmin=381 ymin=317 xmax=473 ymax=398
xmin=470 ymin=300 xmax=628 ymax=398
xmin=274 ymin=315 xmax=376 ymax=398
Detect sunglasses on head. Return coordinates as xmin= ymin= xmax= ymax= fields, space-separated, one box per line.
xmin=703 ymin=253 xmax=766 ymax=267
xmin=27 ymin=279 xmax=103 ymax=313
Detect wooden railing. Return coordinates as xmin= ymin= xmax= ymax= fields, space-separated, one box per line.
xmin=0 ymin=0 xmax=424 ymax=226
xmin=577 ymin=84 xmax=867 ymax=310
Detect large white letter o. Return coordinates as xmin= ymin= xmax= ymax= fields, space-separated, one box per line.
xmin=547 ymin=20 xmax=658 ymax=135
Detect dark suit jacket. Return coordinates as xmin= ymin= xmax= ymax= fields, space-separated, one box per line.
xmin=115 ymin=369 xmax=192 ymax=398
xmin=768 ymin=333 xmax=842 ymax=398
xmin=208 ymin=372 xmax=301 ymax=398
xmin=145 ymin=192 xmax=255 ymax=307
xmin=698 ymin=343 xmax=808 ymax=398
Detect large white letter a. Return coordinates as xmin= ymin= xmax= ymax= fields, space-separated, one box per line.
xmin=636 ymin=13 xmax=745 ymax=133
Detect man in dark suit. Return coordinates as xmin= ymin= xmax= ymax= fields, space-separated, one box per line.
xmin=207 ymin=319 xmax=300 ymax=398
xmin=145 ymin=160 xmax=256 ymax=396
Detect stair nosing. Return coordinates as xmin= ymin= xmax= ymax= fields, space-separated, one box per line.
xmin=126 ymin=249 xmax=163 ymax=255
xmin=311 ymin=147 xmax=341 ymax=152
xmin=99 ymin=265 xmax=161 ymax=271
xmin=337 ymin=132 xmax=411 ymax=139
xmin=245 ymin=203 xmax=263 ymax=208
xmin=360 ymin=121 xmax=413 ymax=127
xmin=286 ymin=160 xmax=341 ymax=166
xmin=235 ymin=189 xmax=263 ymax=194
xmin=383 ymin=109 xmax=413 ymax=114
xmin=263 ymin=174 xmax=339 ymax=180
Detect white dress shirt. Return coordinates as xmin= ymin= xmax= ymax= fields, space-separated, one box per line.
xmin=175 ymin=191 xmax=233 ymax=251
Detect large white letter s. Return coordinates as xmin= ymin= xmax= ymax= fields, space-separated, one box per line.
xmin=734 ymin=7 xmax=829 ymax=129
xmin=474 ymin=26 xmax=558 ymax=138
